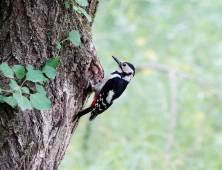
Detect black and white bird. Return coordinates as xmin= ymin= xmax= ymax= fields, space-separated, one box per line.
xmin=77 ymin=56 xmax=135 ymax=121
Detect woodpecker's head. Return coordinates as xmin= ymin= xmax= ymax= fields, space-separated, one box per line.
xmin=112 ymin=56 xmax=135 ymax=77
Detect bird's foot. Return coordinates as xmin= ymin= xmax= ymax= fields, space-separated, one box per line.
xmin=86 ymin=79 xmax=92 ymax=89
xmin=85 ymin=78 xmax=96 ymax=93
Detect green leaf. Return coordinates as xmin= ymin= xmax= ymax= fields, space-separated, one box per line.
xmin=0 ymin=88 xmax=1 ymax=94
xmin=35 ymin=84 xmax=46 ymax=95
xmin=73 ymin=6 xmax=92 ymax=22
xmin=0 ymin=95 xmax=5 ymax=103
xmin=21 ymin=87 xmax=30 ymax=94
xmin=75 ymin=0 xmax=88 ymax=6
xmin=42 ymin=76 xmax=48 ymax=82
xmin=66 ymin=30 xmax=81 ymax=46
xmin=42 ymin=66 xmax=56 ymax=79
xmin=78 ymin=7 xmax=92 ymax=22
xmin=56 ymin=43 xmax=62 ymax=50
xmin=0 ymin=63 xmax=14 ymax=78
xmin=39 ymin=76 xmax=49 ymax=85
xmin=65 ymin=2 xmax=70 ymax=9
xmin=13 ymin=92 xmax=32 ymax=111
xmin=3 ymin=96 xmax=18 ymax=108
xmin=46 ymin=56 xmax=60 ymax=69
xmin=26 ymin=65 xmax=34 ymax=71
xmin=30 ymin=93 xmax=51 ymax=110
xmin=73 ymin=6 xmax=81 ymax=13
xmin=12 ymin=65 xmax=25 ymax=79
xmin=9 ymin=80 xmax=20 ymax=90
xmin=42 ymin=76 xmax=49 ymax=82
xmin=26 ymin=70 xmax=44 ymax=82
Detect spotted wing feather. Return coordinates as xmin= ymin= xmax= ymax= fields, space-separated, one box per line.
xmin=89 ymin=77 xmax=128 ymax=121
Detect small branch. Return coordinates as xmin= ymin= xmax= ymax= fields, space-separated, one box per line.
xmin=0 ymin=89 xmax=15 ymax=93
xmin=165 ymin=70 xmax=178 ymax=166
xmin=136 ymin=63 xmax=222 ymax=168
xmin=20 ymin=80 xmax=26 ymax=88
xmin=136 ymin=63 xmax=222 ymax=102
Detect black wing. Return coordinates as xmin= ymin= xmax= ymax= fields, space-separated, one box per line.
xmin=89 ymin=77 xmax=128 ymax=120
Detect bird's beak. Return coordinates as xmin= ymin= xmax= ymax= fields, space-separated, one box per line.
xmin=112 ymin=56 xmax=121 ymax=65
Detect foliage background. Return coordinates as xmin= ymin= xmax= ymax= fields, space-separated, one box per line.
xmin=59 ymin=0 xmax=222 ymax=169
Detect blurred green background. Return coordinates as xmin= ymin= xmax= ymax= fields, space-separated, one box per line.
xmin=59 ymin=0 xmax=222 ymax=169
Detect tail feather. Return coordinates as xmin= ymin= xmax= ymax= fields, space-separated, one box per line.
xmin=89 ymin=113 xmax=98 ymax=121
xmin=75 ymin=93 xmax=98 ymax=120
xmin=76 ymin=107 xmax=92 ymax=118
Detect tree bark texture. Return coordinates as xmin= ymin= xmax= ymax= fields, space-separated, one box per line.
xmin=0 ymin=0 xmax=103 ymax=169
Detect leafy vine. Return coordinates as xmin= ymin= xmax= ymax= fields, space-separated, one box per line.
xmin=0 ymin=0 xmax=101 ymax=111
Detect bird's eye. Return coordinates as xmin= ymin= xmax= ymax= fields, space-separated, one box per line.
xmin=123 ymin=63 xmax=126 ymax=66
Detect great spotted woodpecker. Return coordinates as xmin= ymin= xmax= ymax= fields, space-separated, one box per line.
xmin=77 ymin=56 xmax=135 ymax=121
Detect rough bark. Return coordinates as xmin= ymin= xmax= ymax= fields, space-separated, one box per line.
xmin=0 ymin=0 xmax=103 ymax=169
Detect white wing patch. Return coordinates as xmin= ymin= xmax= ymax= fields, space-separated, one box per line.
xmin=106 ymin=90 xmax=115 ymax=103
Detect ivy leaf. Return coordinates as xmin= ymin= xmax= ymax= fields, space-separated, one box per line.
xmin=56 ymin=43 xmax=62 ymax=50
xmin=0 ymin=63 xmax=14 ymax=78
xmin=66 ymin=30 xmax=81 ymax=46
xmin=73 ymin=6 xmax=92 ymax=22
xmin=46 ymin=56 xmax=60 ymax=69
xmin=21 ymin=87 xmax=30 ymax=94
xmin=35 ymin=84 xmax=46 ymax=95
xmin=30 ymin=93 xmax=51 ymax=110
xmin=0 ymin=95 xmax=5 ymax=103
xmin=13 ymin=92 xmax=32 ymax=111
xmin=9 ymin=80 xmax=20 ymax=90
xmin=26 ymin=70 xmax=44 ymax=82
xmin=12 ymin=65 xmax=25 ymax=79
xmin=75 ymin=0 xmax=88 ymax=6
xmin=73 ymin=6 xmax=81 ymax=13
xmin=78 ymin=7 xmax=92 ymax=22
xmin=65 ymin=2 xmax=70 ymax=9
xmin=39 ymin=76 xmax=49 ymax=85
xmin=42 ymin=66 xmax=56 ymax=79
xmin=42 ymin=76 xmax=49 ymax=82
xmin=26 ymin=65 xmax=34 ymax=71
xmin=3 ymin=96 xmax=18 ymax=108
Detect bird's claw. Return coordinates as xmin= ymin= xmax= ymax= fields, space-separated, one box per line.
xmin=86 ymin=78 xmax=93 ymax=92
xmin=86 ymin=80 xmax=92 ymax=89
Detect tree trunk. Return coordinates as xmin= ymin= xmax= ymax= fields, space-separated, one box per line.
xmin=0 ymin=0 xmax=103 ymax=169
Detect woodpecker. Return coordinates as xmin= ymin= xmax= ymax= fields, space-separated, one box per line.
xmin=77 ymin=56 xmax=135 ymax=121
